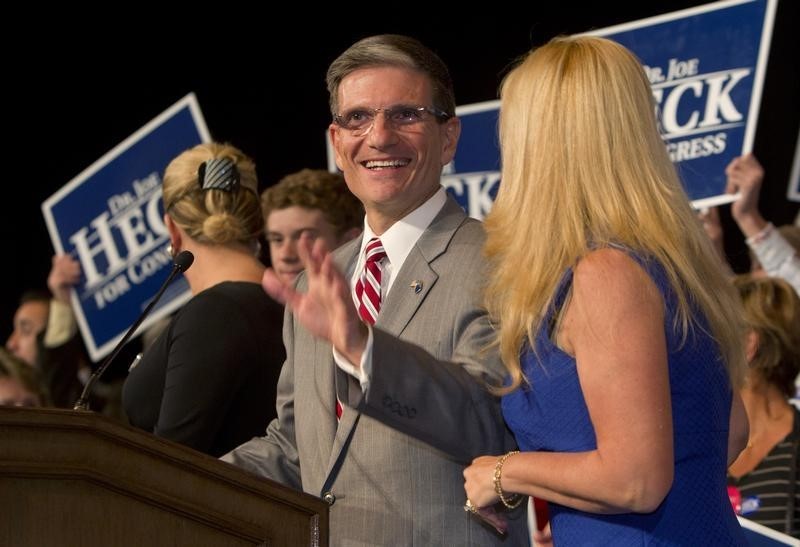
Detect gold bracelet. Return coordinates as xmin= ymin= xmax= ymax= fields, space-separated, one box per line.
xmin=493 ymin=450 xmax=523 ymax=509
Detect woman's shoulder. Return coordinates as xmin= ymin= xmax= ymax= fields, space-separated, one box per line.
xmin=573 ymin=247 xmax=662 ymax=308
xmin=575 ymin=246 xmax=647 ymax=282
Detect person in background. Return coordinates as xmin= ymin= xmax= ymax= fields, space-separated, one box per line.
xmin=463 ymin=35 xmax=749 ymax=545
xmin=6 ymin=291 xmax=49 ymax=369
xmin=701 ymin=154 xmax=800 ymax=295
xmin=223 ymin=34 xmax=526 ymax=544
xmin=728 ymin=275 xmax=800 ymax=538
xmin=20 ymin=254 xmax=132 ymax=416
xmin=0 ymin=347 xmax=49 ymax=407
xmin=6 ymin=286 xmax=85 ymax=409
xmin=261 ymin=168 xmax=362 ymax=285
xmin=122 ymin=142 xmax=285 ymax=458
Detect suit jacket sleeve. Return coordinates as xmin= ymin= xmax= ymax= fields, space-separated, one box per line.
xmin=220 ymin=304 xmax=302 ymax=489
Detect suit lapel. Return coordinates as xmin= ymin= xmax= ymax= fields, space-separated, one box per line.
xmin=376 ymin=251 xmax=436 ymax=336
xmin=377 ymin=197 xmax=467 ymax=337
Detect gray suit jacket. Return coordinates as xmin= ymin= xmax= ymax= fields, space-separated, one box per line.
xmin=223 ymin=197 xmax=526 ymax=546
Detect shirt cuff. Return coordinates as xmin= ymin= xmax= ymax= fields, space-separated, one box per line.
xmin=745 ymin=222 xmax=774 ymax=246
xmin=43 ymin=299 xmax=78 ymax=348
xmin=747 ymin=227 xmax=797 ymax=274
xmin=332 ymin=325 xmax=373 ymax=392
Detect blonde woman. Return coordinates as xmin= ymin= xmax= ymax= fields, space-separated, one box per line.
xmin=463 ymin=36 xmax=749 ymax=544
xmin=122 ymin=143 xmax=284 ymax=457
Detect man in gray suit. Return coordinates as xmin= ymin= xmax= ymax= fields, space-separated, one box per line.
xmin=223 ymin=34 xmax=525 ymax=545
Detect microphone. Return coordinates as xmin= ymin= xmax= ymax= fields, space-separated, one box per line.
xmin=73 ymin=250 xmax=194 ymax=410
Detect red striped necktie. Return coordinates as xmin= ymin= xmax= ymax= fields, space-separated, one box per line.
xmin=354 ymin=238 xmax=387 ymax=325
xmin=337 ymin=238 xmax=387 ymax=420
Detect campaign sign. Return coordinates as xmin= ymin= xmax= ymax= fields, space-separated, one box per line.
xmin=41 ymin=93 xmax=210 ymax=362
xmin=443 ymin=101 xmax=502 ymax=220
xmin=589 ymin=0 xmax=777 ymax=209
xmin=396 ymin=0 xmax=777 ymax=219
xmin=738 ymin=516 xmax=798 ymax=546
xmin=788 ymin=127 xmax=800 ymax=203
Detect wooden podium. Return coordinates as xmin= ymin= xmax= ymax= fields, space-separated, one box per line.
xmin=0 ymin=407 xmax=328 ymax=546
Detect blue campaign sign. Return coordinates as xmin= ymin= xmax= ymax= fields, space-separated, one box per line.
xmin=41 ymin=93 xmax=210 ymax=362
xmin=738 ymin=516 xmax=798 ymax=546
xmin=788 ymin=127 xmax=800 ymax=203
xmin=412 ymin=0 xmax=777 ymax=219
xmin=443 ymin=101 xmax=501 ymax=220
xmin=589 ymin=0 xmax=777 ymax=209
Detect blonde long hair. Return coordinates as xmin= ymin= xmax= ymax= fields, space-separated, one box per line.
xmin=485 ymin=36 xmax=746 ymax=392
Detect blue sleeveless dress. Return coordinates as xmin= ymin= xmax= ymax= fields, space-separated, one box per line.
xmin=502 ymin=252 xmax=746 ymax=545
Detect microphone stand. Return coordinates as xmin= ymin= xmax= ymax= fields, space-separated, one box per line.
xmin=73 ymin=251 xmax=194 ymax=411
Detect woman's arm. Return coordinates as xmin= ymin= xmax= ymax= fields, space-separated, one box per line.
xmin=465 ymin=248 xmax=674 ymax=513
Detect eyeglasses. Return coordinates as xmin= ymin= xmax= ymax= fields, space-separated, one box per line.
xmin=333 ymin=104 xmax=451 ymax=136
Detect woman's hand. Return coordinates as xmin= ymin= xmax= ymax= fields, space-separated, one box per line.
xmin=463 ymin=455 xmax=502 ymax=507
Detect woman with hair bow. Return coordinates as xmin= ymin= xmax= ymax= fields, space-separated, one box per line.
xmin=123 ymin=142 xmax=284 ymax=457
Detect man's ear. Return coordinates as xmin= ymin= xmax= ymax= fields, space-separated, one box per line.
xmin=440 ymin=117 xmax=461 ymax=166
xmin=329 ymin=124 xmax=345 ymax=171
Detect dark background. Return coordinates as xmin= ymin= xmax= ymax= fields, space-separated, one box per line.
xmin=4 ymin=2 xmax=798 ymax=348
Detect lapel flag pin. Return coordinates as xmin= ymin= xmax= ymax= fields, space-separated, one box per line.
xmin=410 ymin=280 xmax=423 ymax=294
